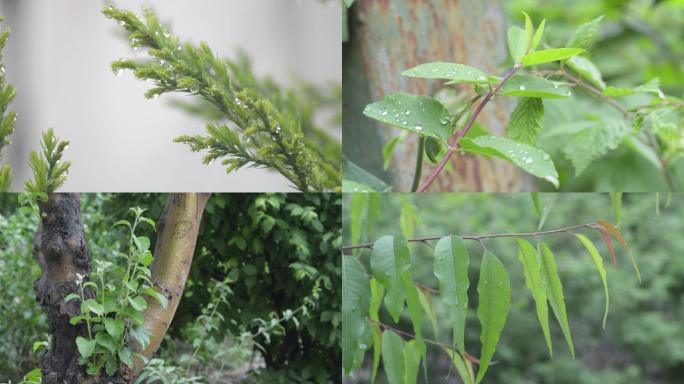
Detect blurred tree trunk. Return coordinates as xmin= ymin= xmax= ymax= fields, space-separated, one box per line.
xmin=35 ymin=193 xmax=209 ymax=383
xmin=343 ymin=0 xmax=532 ymax=191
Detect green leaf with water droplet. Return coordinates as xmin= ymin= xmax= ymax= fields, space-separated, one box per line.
xmin=364 ymin=93 xmax=453 ymax=142
xmin=476 ymin=250 xmax=511 ymax=384
xmin=566 ymin=56 xmax=605 ymax=90
xmin=402 ymin=62 xmax=489 ymax=85
xmin=381 ymin=331 xmax=406 ymax=384
xmin=508 ymin=26 xmax=527 ymax=63
xmin=540 ymin=242 xmax=574 ymax=358
xmin=575 ymin=233 xmax=610 ymax=329
xmin=507 ymin=97 xmax=544 ymax=145
xmin=434 ymin=236 xmax=469 ymax=352
xmin=342 ymin=255 xmax=370 ymax=375
xmin=522 ymin=48 xmax=584 ymax=66
xmin=370 ymin=235 xmax=410 ymax=322
xmin=500 ymin=74 xmax=572 ymax=98
xmin=459 ymin=136 xmax=559 ymax=188
xmin=517 ymin=240 xmax=552 ymax=357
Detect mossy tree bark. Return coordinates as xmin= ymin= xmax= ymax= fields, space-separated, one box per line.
xmin=35 ymin=193 xmax=210 ymax=383
xmin=344 ymin=0 xmax=533 ymax=191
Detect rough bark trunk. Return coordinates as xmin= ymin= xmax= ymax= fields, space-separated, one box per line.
xmin=34 ymin=193 xmax=93 ymax=384
xmin=344 ymin=0 xmax=533 ymax=191
xmin=123 ymin=193 xmax=210 ymax=381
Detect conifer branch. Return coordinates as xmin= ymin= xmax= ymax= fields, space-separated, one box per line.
xmin=0 ymin=16 xmax=17 ymax=192
xmin=103 ymin=5 xmax=341 ymax=191
xmin=25 ymin=129 xmax=71 ymax=194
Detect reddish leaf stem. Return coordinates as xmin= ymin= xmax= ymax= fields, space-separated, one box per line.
xmin=417 ymin=64 xmax=522 ymax=192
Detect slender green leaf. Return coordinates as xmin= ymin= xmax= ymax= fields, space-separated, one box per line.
xmin=444 ymin=348 xmax=475 ymax=384
xmin=476 ymin=251 xmax=511 ymax=383
xmin=596 ymin=220 xmax=641 ymax=282
xmin=403 ymin=273 xmax=426 ymax=358
xmin=540 ymin=242 xmax=574 ymax=357
xmin=508 ymin=26 xmax=527 ymax=63
xmin=342 ymin=255 xmax=371 ymax=374
xmin=402 ymin=62 xmax=489 ymax=84
xmin=531 ymin=19 xmax=546 ymax=51
xmin=575 ymin=234 xmax=610 ymax=329
xmin=416 ymin=288 xmax=439 ymax=340
xmin=404 ymin=340 xmax=421 ymax=384
xmin=364 ymin=93 xmax=453 ymax=141
xmin=459 ymin=136 xmax=559 ymax=187
xmin=531 ymin=193 xmax=542 ymax=217
xmin=507 ymin=97 xmax=544 ymax=145
xmin=610 ymin=193 xmax=622 ymax=226
xmin=501 ymin=74 xmax=572 ymax=98
xmin=370 ymin=235 xmax=410 ymax=322
xmin=522 ymin=12 xmax=534 ymax=52
xmin=566 ymin=55 xmax=605 ymax=90
xmin=522 ymin=48 xmax=584 ymax=66
xmin=369 ymin=278 xmax=385 ymax=384
xmin=566 ymin=16 xmax=604 ymax=49
xmin=381 ymin=331 xmax=406 ymax=384
xmin=517 ymin=240 xmax=552 ymax=356
xmin=604 ymin=78 xmax=663 ymax=98
xmin=433 ymin=236 xmax=469 ymax=352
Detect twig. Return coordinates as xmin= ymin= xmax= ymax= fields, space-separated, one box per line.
xmin=417 ymin=64 xmax=522 ymax=192
xmin=341 ymin=222 xmax=599 ymax=253
xmin=368 ymin=318 xmax=481 ymax=365
xmin=561 ymin=69 xmax=630 ymax=119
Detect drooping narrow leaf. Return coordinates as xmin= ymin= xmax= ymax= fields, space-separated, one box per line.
xmin=531 ymin=192 xmax=542 ymax=217
xmin=443 ymin=348 xmax=475 ymax=384
xmin=381 ymin=331 xmax=406 ymax=384
xmin=575 ymin=234 xmax=610 ymax=329
xmin=522 ymin=11 xmax=534 ymax=51
xmin=363 ymin=93 xmax=453 ymax=141
xmin=459 ymin=136 xmax=559 ymax=187
xmin=566 ymin=56 xmax=606 ymax=90
xmin=596 ymin=220 xmax=641 ymax=282
xmin=370 ymin=235 xmax=410 ymax=322
xmin=369 ymin=278 xmax=385 ymax=384
xmin=416 ymin=287 xmax=439 ymax=340
xmin=539 ymin=242 xmax=574 ymax=357
xmin=342 ymin=255 xmax=371 ymax=375
xmin=508 ymin=26 xmax=527 ymax=63
xmin=476 ymin=251 xmax=511 ymax=384
xmin=404 ymin=340 xmax=421 ymax=384
xmin=507 ymin=97 xmax=544 ymax=145
xmin=566 ymin=16 xmax=604 ymax=49
xmin=401 ymin=62 xmax=489 ymax=85
xmin=403 ymin=273 xmax=426 ymax=358
xmin=522 ymin=48 xmax=584 ymax=66
xmin=433 ymin=236 xmax=469 ymax=352
xmin=517 ymin=239 xmax=552 ymax=357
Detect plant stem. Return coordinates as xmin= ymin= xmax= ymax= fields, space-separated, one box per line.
xmin=341 ymin=222 xmax=599 ymax=253
xmin=417 ymin=64 xmax=522 ymax=192
xmin=411 ymin=136 xmax=425 ymax=192
xmin=645 ymin=130 xmax=676 ymax=191
xmin=561 ymin=69 xmax=630 ymax=118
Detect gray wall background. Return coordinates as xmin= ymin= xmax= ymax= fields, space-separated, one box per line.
xmin=0 ymin=0 xmax=341 ymax=192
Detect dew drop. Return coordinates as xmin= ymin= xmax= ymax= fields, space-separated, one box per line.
xmin=432 ymin=68 xmax=439 ymax=72
xmin=525 ymin=157 xmax=533 ymax=164
xmin=275 ymin=126 xmax=282 ymax=134
xmin=118 ymin=20 xmax=126 ymax=26
xmin=415 ymin=125 xmax=423 ymax=131
xmin=405 ymin=109 xmax=411 ymax=116
xmin=359 ymin=343 xmax=367 ymax=350
xmin=113 ymin=68 xmax=123 ymax=76
xmin=0 ymin=65 xmax=5 ymax=74
xmin=380 ymin=109 xmax=388 ymax=116
xmin=519 ymin=85 xmax=526 ymax=91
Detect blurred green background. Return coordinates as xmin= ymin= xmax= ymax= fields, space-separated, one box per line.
xmin=505 ymin=0 xmax=684 ymax=190
xmin=0 ymin=193 xmax=341 ymax=384
xmin=343 ymin=193 xmax=684 ymax=383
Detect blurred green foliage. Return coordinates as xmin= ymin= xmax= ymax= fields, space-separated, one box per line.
xmin=0 ymin=193 xmax=341 ymax=383
xmin=506 ymin=0 xmax=684 ymax=191
xmin=343 ymin=193 xmax=684 ymax=383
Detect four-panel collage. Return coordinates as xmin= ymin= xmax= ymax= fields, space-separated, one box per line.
xmin=0 ymin=0 xmax=682 ymax=383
